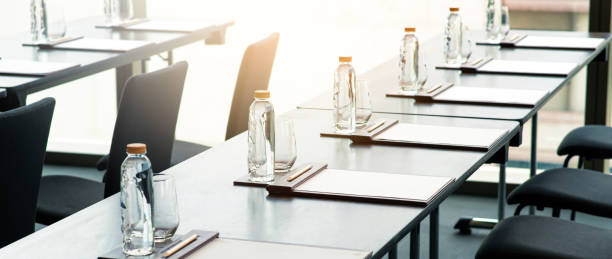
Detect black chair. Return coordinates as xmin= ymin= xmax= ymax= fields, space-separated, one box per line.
xmin=508 ymin=125 xmax=612 ymax=219
xmin=476 ymin=215 xmax=612 ymax=259
xmin=557 ymin=125 xmax=612 ymax=167
xmin=170 ymin=32 xmax=280 ymax=165
xmin=508 ymin=168 xmax=612 ymax=219
xmin=36 ymin=62 xmax=188 ymax=225
xmin=0 ymin=98 xmax=55 ymax=247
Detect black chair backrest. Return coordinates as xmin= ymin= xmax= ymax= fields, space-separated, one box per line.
xmin=225 ymin=33 xmax=280 ymax=140
xmin=0 ymin=98 xmax=55 ymax=247
xmin=104 ymin=62 xmax=188 ymax=197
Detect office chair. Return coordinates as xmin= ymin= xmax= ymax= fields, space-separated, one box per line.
xmin=36 ymin=62 xmax=188 ymax=225
xmin=0 ymin=98 xmax=55 ymax=247
xmin=171 ymin=32 xmax=280 ymax=165
xmin=508 ymin=125 xmax=612 ymax=220
xmin=476 ymin=215 xmax=612 ymax=259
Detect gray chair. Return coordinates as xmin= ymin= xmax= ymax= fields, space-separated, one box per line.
xmin=0 ymin=98 xmax=55 ymax=247
xmin=36 ymin=62 xmax=188 ymax=225
xmin=170 ymin=32 xmax=280 ymax=165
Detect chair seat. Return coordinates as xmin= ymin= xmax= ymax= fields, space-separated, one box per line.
xmin=171 ymin=140 xmax=210 ymax=166
xmin=508 ymin=168 xmax=612 ymax=218
xmin=558 ymin=125 xmax=612 ymax=159
xmin=476 ymin=216 xmax=612 ymax=259
xmin=36 ymin=175 xmax=104 ymax=225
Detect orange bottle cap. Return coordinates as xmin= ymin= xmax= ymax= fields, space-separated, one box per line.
xmin=339 ymin=56 xmax=352 ymax=62
xmin=126 ymin=143 xmax=146 ymax=154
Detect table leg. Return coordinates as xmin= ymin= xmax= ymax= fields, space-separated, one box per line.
xmin=498 ymin=162 xmax=506 ymax=221
xmin=529 ymin=113 xmax=538 ymax=215
xmin=430 ymin=207 xmax=439 ymax=259
xmin=388 ymin=245 xmax=398 ymax=259
xmin=410 ymin=224 xmax=420 ymax=259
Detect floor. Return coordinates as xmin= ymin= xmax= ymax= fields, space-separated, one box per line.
xmin=41 ymin=164 xmax=612 ymax=259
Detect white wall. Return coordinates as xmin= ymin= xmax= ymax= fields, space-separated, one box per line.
xmin=13 ymin=0 xmax=486 ymax=152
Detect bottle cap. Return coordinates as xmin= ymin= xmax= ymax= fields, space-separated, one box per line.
xmin=339 ymin=56 xmax=352 ymax=62
xmin=450 ymin=7 xmax=460 ymax=11
xmin=254 ymin=90 xmax=270 ymax=98
xmin=404 ymin=27 xmax=416 ymax=32
xmin=126 ymin=143 xmax=146 ymax=154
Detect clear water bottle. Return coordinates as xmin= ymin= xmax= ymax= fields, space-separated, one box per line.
xmin=30 ymin=0 xmax=66 ymax=42
xmin=120 ymin=143 xmax=154 ymax=256
xmin=248 ymin=90 xmax=275 ymax=182
xmin=444 ymin=7 xmax=463 ymax=65
xmin=486 ymin=0 xmax=502 ymax=40
xmin=334 ymin=56 xmax=357 ymax=133
xmin=399 ymin=28 xmax=420 ymax=92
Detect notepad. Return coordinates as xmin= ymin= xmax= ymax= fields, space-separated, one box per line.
xmin=0 ymin=59 xmax=79 ymax=76
xmin=188 ymin=238 xmax=372 ymax=259
xmin=99 ymin=229 xmax=371 ymax=259
xmin=49 ymin=38 xmax=153 ymax=52
xmin=123 ymin=20 xmax=217 ymax=33
xmin=267 ymin=168 xmax=455 ymax=206
xmin=434 ymin=86 xmax=548 ymax=107
xmin=515 ymin=36 xmax=604 ymax=50
xmin=478 ymin=60 xmax=577 ymax=76
xmin=372 ymin=123 xmax=507 ymax=151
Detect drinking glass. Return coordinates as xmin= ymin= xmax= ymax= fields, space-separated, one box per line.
xmin=44 ymin=0 xmax=67 ymax=40
xmin=501 ymin=6 xmax=511 ymax=38
xmin=417 ymin=63 xmax=428 ymax=88
xmin=153 ymin=174 xmax=179 ymax=243
xmin=117 ymin=0 xmax=134 ymax=22
xmin=461 ymin=26 xmax=473 ymax=63
xmin=356 ymin=80 xmax=373 ymax=126
xmin=275 ymin=120 xmax=297 ymax=173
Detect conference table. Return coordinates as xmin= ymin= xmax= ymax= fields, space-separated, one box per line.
xmin=299 ymin=29 xmax=612 ymax=221
xmin=0 ymin=28 xmax=609 ymax=259
xmin=0 ymin=16 xmax=234 ymax=111
xmin=0 ymin=109 xmax=519 ymax=259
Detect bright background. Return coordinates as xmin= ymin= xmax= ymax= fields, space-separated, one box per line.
xmin=3 ymin=0 xmax=486 ymax=153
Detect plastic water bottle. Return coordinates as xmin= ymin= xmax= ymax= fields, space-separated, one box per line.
xmin=486 ymin=0 xmax=502 ymax=40
xmin=120 ymin=143 xmax=154 ymax=256
xmin=399 ymin=28 xmax=420 ymax=92
xmin=334 ymin=56 xmax=356 ymax=133
xmin=248 ymin=90 xmax=275 ymax=182
xmin=444 ymin=7 xmax=463 ymax=65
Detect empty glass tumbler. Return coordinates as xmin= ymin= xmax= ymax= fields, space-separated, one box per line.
xmin=275 ymin=120 xmax=297 ymax=173
xmin=355 ymin=80 xmax=372 ymax=127
xmin=153 ymin=173 xmax=179 ymax=243
xmin=501 ymin=6 xmax=511 ymax=38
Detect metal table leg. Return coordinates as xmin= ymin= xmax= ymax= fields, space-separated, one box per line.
xmin=410 ymin=224 xmax=420 ymax=259
xmin=529 ymin=113 xmax=537 ymax=215
xmin=430 ymin=207 xmax=439 ymax=259
xmin=498 ymin=163 xmax=506 ymax=220
xmin=388 ymin=245 xmax=398 ymax=259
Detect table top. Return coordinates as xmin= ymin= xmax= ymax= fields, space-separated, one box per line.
xmin=0 ymin=109 xmax=519 ymax=258
xmin=299 ymin=30 xmax=612 ymax=124
xmin=0 ymin=16 xmax=234 ymax=95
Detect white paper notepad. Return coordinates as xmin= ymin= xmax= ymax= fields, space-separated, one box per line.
xmin=374 ymin=123 xmax=507 ymax=150
xmin=126 ymin=20 xmax=217 ymax=33
xmin=478 ymin=60 xmax=577 ymax=76
xmin=0 ymin=59 xmax=79 ymax=76
xmin=516 ymin=36 xmax=604 ymax=50
xmin=188 ymin=238 xmax=371 ymax=259
xmin=435 ymin=86 xmax=548 ymax=107
xmin=296 ymin=169 xmax=454 ymax=204
xmin=52 ymin=38 xmax=153 ymax=52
